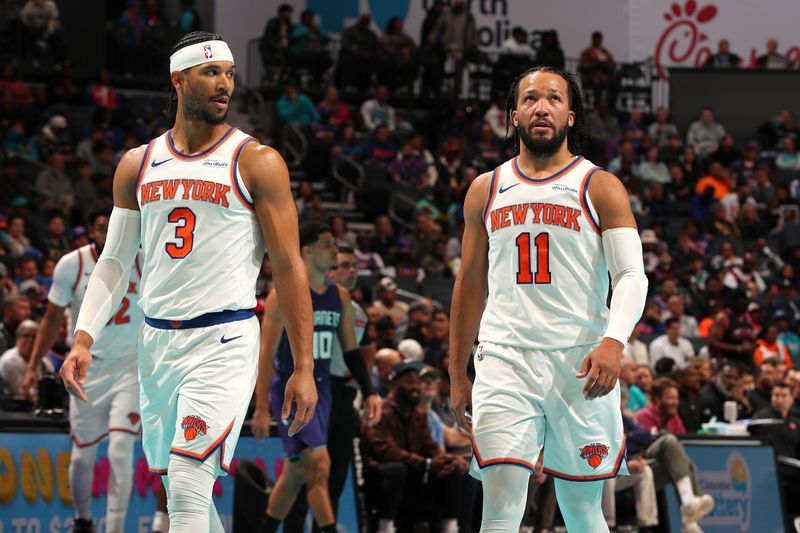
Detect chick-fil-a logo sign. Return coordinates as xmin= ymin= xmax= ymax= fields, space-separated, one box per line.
xmin=654 ymin=0 xmax=718 ymax=79
xmin=653 ymin=0 xmax=800 ymax=79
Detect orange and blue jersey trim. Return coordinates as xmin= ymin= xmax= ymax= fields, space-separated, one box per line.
xmin=542 ymin=437 xmax=627 ymax=482
xmin=169 ymin=419 xmax=235 ymax=464
xmin=148 ymin=467 xmax=168 ymax=476
xmin=512 ymin=155 xmax=583 ymax=185
xmin=482 ymin=167 xmax=500 ymax=224
xmin=109 ymin=426 xmax=142 ymax=436
xmin=71 ymin=430 xmax=109 ymax=448
xmin=134 ymin=140 xmax=155 ymax=194
xmin=471 ymin=434 xmax=536 ymax=474
xmin=72 ymin=424 xmax=142 ymax=448
xmin=230 ymin=136 xmax=257 ymax=210
xmin=166 ymin=126 xmax=235 ymax=161
xmin=220 ymin=442 xmax=231 ymax=474
xmin=579 ymin=166 xmax=602 ymax=234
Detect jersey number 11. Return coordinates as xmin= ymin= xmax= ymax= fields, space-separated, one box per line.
xmin=515 ymin=232 xmax=551 ymax=284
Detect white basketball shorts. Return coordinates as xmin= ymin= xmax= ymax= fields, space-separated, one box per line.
xmin=138 ymin=310 xmax=259 ymax=477
xmin=70 ymin=354 xmax=140 ymax=447
xmin=470 ymin=341 xmax=628 ymax=481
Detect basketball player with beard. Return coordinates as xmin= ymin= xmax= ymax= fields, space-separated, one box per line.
xmin=22 ymin=208 xmax=143 ymax=533
xmin=60 ymin=31 xmax=317 ymax=532
xmin=449 ymin=67 xmax=649 ymax=531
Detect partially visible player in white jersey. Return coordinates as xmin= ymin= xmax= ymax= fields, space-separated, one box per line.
xmin=450 ymin=67 xmax=651 ymax=532
xmin=59 ymin=31 xmax=317 ymax=533
xmin=22 ymin=207 xmax=144 ymax=533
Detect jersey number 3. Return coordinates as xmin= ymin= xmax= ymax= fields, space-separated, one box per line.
xmin=165 ymin=207 xmax=196 ymax=259
xmin=515 ymin=232 xmax=551 ymax=284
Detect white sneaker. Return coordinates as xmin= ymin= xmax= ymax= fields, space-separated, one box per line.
xmin=681 ymin=494 xmax=714 ymax=524
xmin=793 ymin=516 xmax=800 ymax=533
xmin=681 ymin=524 xmax=703 ymax=533
xmin=377 ymin=519 xmax=396 ymax=533
xmin=442 ymin=520 xmax=459 ymax=533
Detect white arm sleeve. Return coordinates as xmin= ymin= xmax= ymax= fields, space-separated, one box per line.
xmin=74 ymin=208 xmax=141 ymax=342
xmin=602 ymin=227 xmax=648 ymax=346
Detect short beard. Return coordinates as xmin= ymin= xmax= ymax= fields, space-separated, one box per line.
xmin=182 ymin=91 xmax=227 ymax=125
xmin=518 ymin=121 xmax=569 ymax=157
xmin=396 ymin=388 xmax=420 ymax=407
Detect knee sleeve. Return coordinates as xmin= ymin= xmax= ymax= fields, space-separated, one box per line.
xmin=208 ymin=499 xmax=224 ymax=533
xmin=479 ymin=465 xmax=530 ymax=532
xmin=554 ymin=478 xmax=609 ymax=533
xmin=70 ymin=444 xmax=98 ymax=519
xmin=167 ymin=450 xmax=220 ymax=533
xmin=106 ymin=432 xmax=136 ymax=532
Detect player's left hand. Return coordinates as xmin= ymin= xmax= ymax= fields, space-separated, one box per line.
xmin=282 ymin=369 xmax=318 ymax=437
xmin=365 ymin=394 xmax=382 ymax=424
xmin=60 ymin=344 xmax=93 ymax=402
xmin=576 ymin=338 xmax=622 ymax=399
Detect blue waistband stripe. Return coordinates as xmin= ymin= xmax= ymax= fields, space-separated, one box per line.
xmin=145 ymin=309 xmax=254 ymax=330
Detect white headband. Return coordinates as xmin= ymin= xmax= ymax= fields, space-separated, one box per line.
xmin=169 ymin=40 xmax=234 ymax=73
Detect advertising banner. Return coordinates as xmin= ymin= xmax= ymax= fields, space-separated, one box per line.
xmin=0 ymin=432 xmax=358 ymax=532
xmin=623 ymin=0 xmax=800 ymax=79
xmin=217 ymin=0 xmax=628 ymax=87
xmin=665 ymin=442 xmax=785 ymax=532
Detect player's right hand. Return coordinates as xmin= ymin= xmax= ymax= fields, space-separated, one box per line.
xmin=251 ymin=406 xmax=272 ymax=441
xmin=60 ymin=344 xmax=92 ymax=402
xmin=449 ymin=377 xmax=473 ymax=433
xmin=21 ymin=367 xmax=39 ymax=400
xmin=282 ymin=369 xmax=318 ymax=437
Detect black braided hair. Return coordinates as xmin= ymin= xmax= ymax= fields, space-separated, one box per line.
xmin=163 ymin=31 xmax=223 ymax=117
xmin=504 ymin=66 xmax=587 ymax=155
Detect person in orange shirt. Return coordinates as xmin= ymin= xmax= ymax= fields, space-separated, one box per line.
xmin=697 ymin=302 xmax=725 ymax=338
xmin=755 ymin=324 xmax=793 ymax=369
xmin=694 ymin=161 xmax=733 ymax=200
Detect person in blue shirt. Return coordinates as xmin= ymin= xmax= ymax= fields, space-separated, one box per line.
xmin=277 ymin=82 xmax=319 ymax=128
xmin=178 ymin=0 xmax=202 ymax=36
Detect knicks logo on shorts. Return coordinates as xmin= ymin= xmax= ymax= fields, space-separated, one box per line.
xmin=476 ymin=344 xmax=484 ymax=361
xmin=181 ymin=415 xmax=208 ymax=442
xmin=128 ymin=412 xmax=140 ymax=425
xmin=578 ymin=442 xmax=609 ymax=469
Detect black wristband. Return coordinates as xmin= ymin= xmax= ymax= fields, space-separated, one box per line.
xmin=343 ymin=348 xmax=376 ymax=397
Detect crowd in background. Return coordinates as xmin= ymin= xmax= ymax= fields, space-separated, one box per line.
xmin=1 ymin=0 xmax=800 ymax=530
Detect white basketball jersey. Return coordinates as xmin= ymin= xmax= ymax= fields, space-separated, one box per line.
xmin=48 ymin=245 xmax=143 ymax=360
xmin=479 ymin=155 xmax=610 ymax=350
xmin=135 ymin=127 xmax=264 ymax=319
